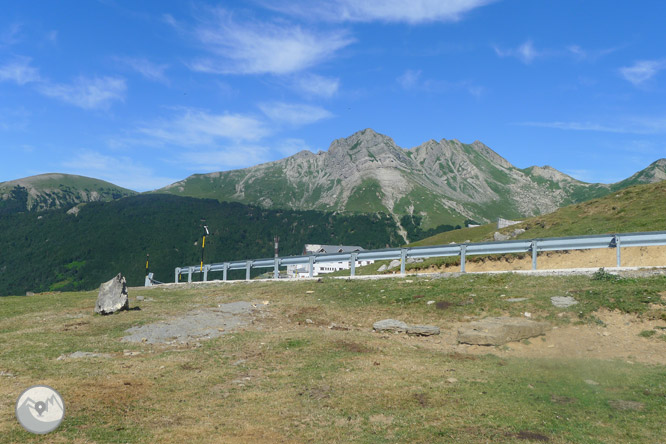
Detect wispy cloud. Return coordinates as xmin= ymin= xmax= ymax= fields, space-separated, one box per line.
xmin=61 ymin=150 xmax=177 ymax=191
xmin=293 ymin=73 xmax=340 ymax=98
xmin=259 ymin=102 xmax=333 ymax=126
xmin=113 ymin=56 xmax=169 ymax=83
xmin=265 ymin=0 xmax=495 ymax=24
xmin=566 ymin=44 xmax=621 ymax=61
xmin=38 ymin=76 xmax=126 ymax=110
xmin=493 ymin=40 xmax=539 ymax=64
xmin=173 ymin=145 xmax=273 ymax=172
xmin=190 ymin=9 xmax=354 ymax=75
xmin=137 ymin=108 xmax=270 ymax=146
xmin=0 ymin=107 xmax=30 ymax=131
xmin=517 ymin=116 xmax=666 ymax=135
xmin=0 ymin=56 xmax=41 ymax=85
xmin=397 ymin=69 xmax=484 ymax=97
xmin=0 ymin=23 xmax=22 ymax=47
xmin=619 ymin=59 xmax=666 ymax=86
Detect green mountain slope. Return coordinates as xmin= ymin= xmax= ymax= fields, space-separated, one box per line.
xmin=0 ymin=194 xmax=401 ymax=296
xmin=0 ymin=173 xmax=136 ymax=215
xmin=411 ymin=179 xmax=666 ymax=247
xmin=156 ymin=129 xmax=666 ymax=241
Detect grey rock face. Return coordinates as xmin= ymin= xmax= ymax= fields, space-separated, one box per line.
xmin=406 ymin=325 xmax=440 ymax=336
xmin=494 ymin=231 xmax=511 ymax=241
xmin=388 ymin=260 xmax=401 ymax=270
xmin=506 ymin=297 xmax=529 ymax=302
xmin=373 ymin=319 xmax=409 ymax=333
xmin=457 ymin=317 xmax=551 ymax=345
xmin=377 ymin=264 xmax=388 ymax=272
xmin=94 ymin=273 xmax=129 ymax=315
xmin=551 ymin=296 xmax=579 ymax=308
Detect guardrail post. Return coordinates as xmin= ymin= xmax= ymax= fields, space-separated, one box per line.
xmin=203 ymin=265 xmax=209 ymax=282
xmin=350 ymin=252 xmax=358 ymax=277
xmin=460 ymin=245 xmax=466 ymax=273
xmin=245 ymin=261 xmax=252 ymax=281
xmin=614 ymin=235 xmax=621 ymax=267
xmin=308 ymin=256 xmax=315 ymax=278
xmin=187 ymin=267 xmax=193 ymax=283
xmin=400 ymin=249 xmax=407 ymax=275
xmin=223 ymin=263 xmax=228 ymax=282
xmin=175 ymin=267 xmax=180 ymax=283
xmin=531 ymin=240 xmax=538 ymax=270
xmin=273 ymin=258 xmax=280 ymax=280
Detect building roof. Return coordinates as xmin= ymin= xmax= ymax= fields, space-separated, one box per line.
xmin=304 ymin=244 xmax=365 ymax=254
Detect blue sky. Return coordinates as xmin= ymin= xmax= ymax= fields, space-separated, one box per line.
xmin=1 ymin=0 xmax=665 ymax=191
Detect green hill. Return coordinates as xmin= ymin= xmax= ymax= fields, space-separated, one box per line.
xmin=411 ymin=180 xmax=666 ymax=247
xmin=0 ymin=173 xmax=136 ymax=215
xmin=0 ymin=194 xmax=401 ymax=296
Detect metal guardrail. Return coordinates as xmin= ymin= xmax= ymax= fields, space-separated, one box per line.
xmin=174 ymin=230 xmax=666 ymax=283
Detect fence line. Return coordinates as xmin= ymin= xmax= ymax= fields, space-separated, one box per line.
xmin=174 ymin=230 xmax=666 ymax=283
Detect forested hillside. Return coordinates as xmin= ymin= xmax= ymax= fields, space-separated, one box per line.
xmin=0 ymin=194 xmax=401 ymax=296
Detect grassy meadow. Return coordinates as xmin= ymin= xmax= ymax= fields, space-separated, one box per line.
xmin=1 ymin=272 xmax=665 ymax=443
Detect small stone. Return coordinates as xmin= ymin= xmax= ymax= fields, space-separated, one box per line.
xmin=25 ymin=291 xmax=35 ymax=296
xmin=388 ymin=260 xmax=401 ymax=269
xmin=136 ymin=295 xmax=145 ymax=301
xmin=524 ymin=312 xmax=532 ymax=318
xmin=457 ymin=317 xmax=551 ymax=346
xmin=305 ymin=290 xmax=314 ymax=294
xmin=406 ymin=325 xmax=440 ymax=336
xmin=446 ymin=378 xmax=458 ymax=384
xmin=377 ymin=265 xmax=388 ymax=272
xmin=584 ymin=379 xmax=599 ymax=386
xmin=506 ymin=298 xmax=528 ymax=302
xmin=427 ymin=300 xmax=436 ymax=305
xmin=373 ymin=319 xmax=409 ymax=333
xmin=305 ymin=318 xmax=314 ymax=324
xmin=551 ymin=296 xmax=578 ymax=308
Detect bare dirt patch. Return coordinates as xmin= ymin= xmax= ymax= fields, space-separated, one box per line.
xmin=399 ymin=309 xmax=666 ymax=365
xmin=418 ymin=245 xmax=666 ymax=273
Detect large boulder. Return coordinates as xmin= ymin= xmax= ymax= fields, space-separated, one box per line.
xmin=457 ymin=317 xmax=550 ymax=345
xmin=95 ymin=273 xmax=129 ymax=315
xmin=406 ymin=325 xmax=440 ymax=336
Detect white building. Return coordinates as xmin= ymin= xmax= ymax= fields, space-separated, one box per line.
xmin=287 ymin=244 xmax=374 ymax=278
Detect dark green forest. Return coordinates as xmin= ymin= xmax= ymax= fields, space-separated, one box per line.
xmin=0 ymin=194 xmax=402 ymax=296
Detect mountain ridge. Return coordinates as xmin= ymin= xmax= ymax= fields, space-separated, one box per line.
xmin=156 ymin=128 xmax=665 ymax=239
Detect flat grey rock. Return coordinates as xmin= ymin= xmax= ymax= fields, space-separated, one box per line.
xmin=95 ymin=273 xmax=129 ymax=315
xmin=551 ymin=296 xmax=578 ymax=308
xmin=377 ymin=264 xmax=388 ymax=272
xmin=373 ymin=319 xmax=409 ymax=333
xmin=506 ymin=298 xmax=529 ymax=302
xmin=57 ymin=351 xmax=111 ymax=360
xmin=406 ymin=325 xmax=440 ymax=336
xmin=457 ymin=316 xmax=551 ymax=346
xmin=122 ymin=301 xmax=264 ymax=344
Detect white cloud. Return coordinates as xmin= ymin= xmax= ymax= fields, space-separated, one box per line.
xmin=61 ymin=151 xmax=177 ymax=191
xmin=517 ymin=116 xmax=666 ymax=135
xmin=138 ymin=108 xmax=270 ymax=146
xmin=397 ymin=69 xmax=422 ymax=90
xmin=493 ymin=40 xmax=539 ymax=64
xmin=114 ymin=57 xmax=169 ymax=83
xmin=190 ymin=9 xmax=353 ymax=75
xmin=619 ymin=59 xmax=666 ymax=86
xmin=294 ymin=73 xmax=340 ymax=97
xmin=38 ymin=76 xmax=126 ymax=110
xmin=259 ymin=102 xmax=333 ymax=126
xmin=266 ymin=0 xmax=495 ymax=24
xmin=0 ymin=56 xmax=41 ymax=85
